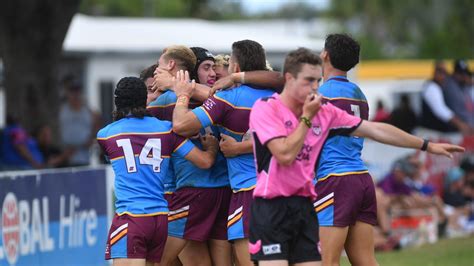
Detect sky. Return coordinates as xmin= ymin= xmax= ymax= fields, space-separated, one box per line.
xmin=240 ymin=0 xmax=330 ymax=14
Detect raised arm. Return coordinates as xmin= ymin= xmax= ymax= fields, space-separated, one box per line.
xmin=172 ymin=71 xmax=205 ymax=137
xmin=353 ymin=120 xmax=465 ymax=158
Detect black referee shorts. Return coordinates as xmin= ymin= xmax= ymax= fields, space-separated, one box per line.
xmin=249 ymin=196 xmax=321 ymax=264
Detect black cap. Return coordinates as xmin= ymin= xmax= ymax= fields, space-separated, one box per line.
xmin=454 ymin=59 xmax=471 ymax=75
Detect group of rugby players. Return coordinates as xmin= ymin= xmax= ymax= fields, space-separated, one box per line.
xmin=97 ymin=34 xmax=464 ymax=266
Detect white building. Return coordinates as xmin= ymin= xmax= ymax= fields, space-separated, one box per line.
xmin=59 ymin=14 xmax=325 ymax=124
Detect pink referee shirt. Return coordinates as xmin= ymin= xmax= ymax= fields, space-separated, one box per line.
xmin=249 ymin=93 xmax=362 ymax=200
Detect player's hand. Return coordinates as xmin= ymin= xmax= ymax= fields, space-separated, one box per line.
xmin=426 ymin=142 xmax=465 ymax=159
xmin=172 ymin=70 xmax=195 ymax=98
xmin=219 ymin=133 xmax=240 ymax=157
xmin=152 ymin=67 xmax=173 ymax=92
xmin=200 ymin=133 xmax=218 ymax=152
xmin=302 ymin=93 xmax=322 ymax=120
xmin=210 ymin=75 xmax=236 ymax=95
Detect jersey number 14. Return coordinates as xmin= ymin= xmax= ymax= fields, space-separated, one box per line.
xmin=116 ymin=138 xmax=163 ymax=173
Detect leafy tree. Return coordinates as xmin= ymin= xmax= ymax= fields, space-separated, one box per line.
xmin=329 ymin=0 xmax=474 ymax=59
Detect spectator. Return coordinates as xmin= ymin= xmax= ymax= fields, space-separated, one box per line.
xmin=59 ymin=83 xmax=100 ymax=166
xmin=444 ymin=60 xmax=474 ymax=127
xmin=0 ymin=115 xmax=44 ymax=170
xmin=372 ymin=99 xmax=391 ymax=122
xmin=442 ymin=166 xmax=473 ymax=237
xmin=34 ymin=124 xmax=71 ymax=168
xmin=420 ymin=61 xmax=473 ymax=135
xmin=389 ymin=94 xmax=418 ymax=133
xmin=378 ymin=155 xmax=447 ymax=233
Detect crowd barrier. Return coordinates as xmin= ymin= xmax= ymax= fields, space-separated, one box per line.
xmin=0 ymin=166 xmax=114 ymax=266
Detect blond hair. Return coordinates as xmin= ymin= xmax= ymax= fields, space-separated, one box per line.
xmin=162 ymin=45 xmax=197 ymax=72
xmin=214 ymin=54 xmax=230 ymax=67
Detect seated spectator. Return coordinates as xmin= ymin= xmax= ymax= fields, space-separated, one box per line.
xmin=389 ymin=94 xmax=418 ymax=133
xmin=420 ymin=61 xmax=473 ymax=135
xmin=0 ymin=115 xmax=44 ymax=170
xmin=34 ymin=125 xmax=71 ymax=168
xmin=378 ymin=155 xmax=447 ymax=235
xmin=442 ymin=165 xmax=473 ymax=237
xmin=372 ymin=99 xmax=391 ymax=122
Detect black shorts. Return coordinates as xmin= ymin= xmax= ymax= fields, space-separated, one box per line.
xmin=249 ymin=196 xmax=322 ymax=264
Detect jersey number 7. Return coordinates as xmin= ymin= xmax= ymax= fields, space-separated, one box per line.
xmin=116 ymin=138 xmax=164 ymax=173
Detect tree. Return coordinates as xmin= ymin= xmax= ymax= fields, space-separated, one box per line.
xmin=329 ymin=0 xmax=474 ymax=59
xmin=0 ymin=0 xmax=81 ymax=132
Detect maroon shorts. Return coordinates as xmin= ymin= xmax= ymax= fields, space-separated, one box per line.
xmin=105 ymin=213 xmax=168 ymax=262
xmin=227 ymin=189 xmax=254 ymax=241
xmin=314 ymin=173 xmax=377 ymax=227
xmin=164 ymin=192 xmax=174 ymax=204
xmin=167 ymin=186 xmax=231 ymax=241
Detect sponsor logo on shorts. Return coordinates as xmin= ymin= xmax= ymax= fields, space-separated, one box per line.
xmin=262 ymin=244 xmax=281 ymax=255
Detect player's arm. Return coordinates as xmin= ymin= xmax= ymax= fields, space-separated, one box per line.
xmin=219 ymin=134 xmax=253 ymax=157
xmin=172 ymin=70 xmax=205 ymax=137
xmin=191 ymin=83 xmax=212 ymax=102
xmin=183 ymin=133 xmax=219 ymax=169
xmin=211 ymin=71 xmax=284 ymax=94
xmin=266 ymin=94 xmax=322 ymax=166
xmin=352 ymin=121 xmax=465 ymax=158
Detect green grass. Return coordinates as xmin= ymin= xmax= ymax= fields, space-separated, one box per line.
xmin=341 ymin=236 xmax=474 ymax=266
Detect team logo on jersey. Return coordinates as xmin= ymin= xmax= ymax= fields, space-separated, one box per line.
xmin=312 ymin=125 xmax=321 ymax=136
xmin=284 ymin=120 xmax=293 ymax=128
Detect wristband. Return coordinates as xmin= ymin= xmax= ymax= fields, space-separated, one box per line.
xmin=299 ymin=116 xmax=312 ymax=128
xmin=176 ymin=94 xmax=190 ymax=104
xmin=240 ymin=72 xmax=245 ymax=84
xmin=421 ymin=139 xmax=429 ymax=151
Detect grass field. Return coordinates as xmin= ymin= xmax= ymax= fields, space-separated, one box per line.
xmin=341 ymin=236 xmax=474 ymax=266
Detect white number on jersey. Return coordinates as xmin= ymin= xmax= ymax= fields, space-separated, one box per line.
xmin=116 ymin=138 xmax=163 ymax=173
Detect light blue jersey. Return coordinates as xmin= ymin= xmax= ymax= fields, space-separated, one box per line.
xmin=192 ymin=85 xmax=274 ymax=191
xmin=316 ymin=76 xmax=369 ymax=182
xmin=97 ymin=116 xmax=194 ymax=215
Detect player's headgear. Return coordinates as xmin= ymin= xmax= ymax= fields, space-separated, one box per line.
xmin=114 ymin=77 xmax=147 ymax=110
xmin=190 ymin=47 xmax=215 ymax=83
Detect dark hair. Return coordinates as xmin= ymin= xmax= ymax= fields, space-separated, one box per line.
xmin=112 ymin=77 xmax=149 ymax=121
xmin=190 ymin=47 xmax=215 ymax=83
xmin=324 ymin=34 xmax=360 ymax=71
xmin=231 ymin=40 xmax=266 ymax=72
xmin=283 ymin=48 xmax=322 ymax=77
xmin=139 ymin=64 xmax=157 ymax=81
